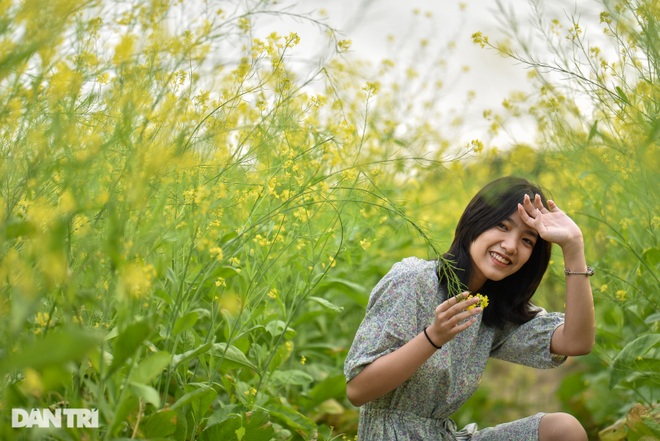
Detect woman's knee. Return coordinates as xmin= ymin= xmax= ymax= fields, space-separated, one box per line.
xmin=539 ymin=412 xmax=587 ymax=441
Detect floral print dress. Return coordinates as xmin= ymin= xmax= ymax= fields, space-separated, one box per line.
xmin=344 ymin=257 xmax=567 ymax=440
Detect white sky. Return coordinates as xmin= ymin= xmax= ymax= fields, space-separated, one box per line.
xmin=247 ymin=0 xmax=605 ymax=146
xmin=146 ymin=0 xmax=607 ymax=147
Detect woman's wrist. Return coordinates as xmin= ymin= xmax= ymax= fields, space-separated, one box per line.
xmin=423 ymin=327 xmax=442 ymax=350
xmin=559 ymin=234 xmax=585 ymax=256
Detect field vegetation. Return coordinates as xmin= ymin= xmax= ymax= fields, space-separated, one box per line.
xmin=0 ymin=0 xmax=658 ymax=439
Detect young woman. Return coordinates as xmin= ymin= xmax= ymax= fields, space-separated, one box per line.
xmin=344 ymin=176 xmax=595 ymax=440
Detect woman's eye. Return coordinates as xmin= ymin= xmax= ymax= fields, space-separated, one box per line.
xmin=523 ymin=238 xmax=535 ymax=246
xmin=497 ymin=223 xmax=508 ymax=230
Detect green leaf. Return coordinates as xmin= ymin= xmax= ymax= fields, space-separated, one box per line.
xmin=270 ymin=369 xmax=313 ymax=387
xmin=165 ymin=267 xmax=178 ymax=286
xmin=129 ymin=381 xmax=161 ymax=407
xmin=172 ymin=341 xmax=213 ymax=368
xmin=106 ymin=320 xmax=153 ymax=378
xmin=610 ymin=334 xmax=660 ymax=388
xmin=267 ymin=340 xmax=293 ymax=373
xmin=642 ymin=247 xmax=660 ymax=273
xmin=319 ymin=277 xmax=367 ymax=294
xmin=314 ymin=277 xmax=368 ymax=305
xmin=142 ymin=409 xmax=178 ymax=438
xmin=265 ymin=320 xmax=296 ymax=338
xmin=170 ymin=384 xmax=216 ymax=412
xmin=206 ymin=405 xmax=239 ymax=427
xmin=107 ymin=394 xmax=139 ymax=437
xmin=215 ymin=266 xmax=241 ymax=279
xmin=212 ymin=343 xmax=259 ymax=372
xmin=0 ymin=328 xmax=104 ymax=374
xmin=190 ymin=385 xmax=217 ymax=420
xmin=173 ymin=311 xmax=199 ymax=336
xmin=644 ymin=312 xmax=660 ymax=325
xmin=308 ymin=296 xmax=343 ymax=313
xmin=130 ymin=351 xmax=171 ymax=384
xmin=201 ymin=410 xmax=274 ymax=441
xmin=200 ymin=414 xmax=241 ymax=441
xmin=220 ymin=231 xmax=239 ymax=245
xmin=308 ymin=374 xmax=347 ymax=404
xmin=243 ymin=410 xmax=282 ymax=441
xmin=267 ymin=401 xmax=316 ymax=437
xmin=615 ymin=86 xmax=630 ymax=104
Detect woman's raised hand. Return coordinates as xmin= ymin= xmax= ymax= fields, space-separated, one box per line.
xmin=426 ymin=293 xmax=482 ymax=347
xmin=518 ymin=193 xmax=583 ymax=251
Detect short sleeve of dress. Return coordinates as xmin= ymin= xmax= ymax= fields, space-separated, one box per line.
xmin=344 ymin=258 xmax=437 ymax=382
xmin=490 ymin=308 xmax=567 ymax=369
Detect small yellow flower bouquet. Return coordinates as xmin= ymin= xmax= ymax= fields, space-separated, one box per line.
xmin=466 ymin=293 xmax=489 ymax=310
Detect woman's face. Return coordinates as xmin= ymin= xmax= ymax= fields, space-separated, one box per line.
xmin=468 ymin=210 xmax=539 ymax=291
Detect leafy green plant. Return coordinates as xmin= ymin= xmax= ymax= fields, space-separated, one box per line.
xmin=0 ymin=1 xmax=464 ymax=440
xmin=3 ymin=0 xmax=657 ymax=440
xmin=469 ymin=0 xmax=659 ymax=437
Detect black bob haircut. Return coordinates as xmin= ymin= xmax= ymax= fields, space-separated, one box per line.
xmin=441 ymin=176 xmax=552 ymax=328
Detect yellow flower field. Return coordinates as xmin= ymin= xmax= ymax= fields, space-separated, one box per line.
xmin=0 ymin=0 xmax=657 ymax=439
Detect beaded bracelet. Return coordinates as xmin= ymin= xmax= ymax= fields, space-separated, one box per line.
xmin=564 ymin=266 xmax=595 ymax=277
xmin=423 ymin=327 xmax=442 ymax=350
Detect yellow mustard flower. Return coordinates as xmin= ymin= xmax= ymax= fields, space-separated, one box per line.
xmin=465 ymin=293 xmax=489 ymax=310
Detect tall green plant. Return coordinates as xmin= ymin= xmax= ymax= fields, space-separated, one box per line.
xmin=471 ymin=0 xmax=659 ymax=437
xmin=0 ymin=1 xmax=467 ymax=439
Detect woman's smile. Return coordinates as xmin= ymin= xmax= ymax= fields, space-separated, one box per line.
xmin=489 ymin=251 xmax=512 ymax=266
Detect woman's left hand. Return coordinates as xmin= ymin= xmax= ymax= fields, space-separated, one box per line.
xmin=518 ymin=193 xmax=583 ymax=250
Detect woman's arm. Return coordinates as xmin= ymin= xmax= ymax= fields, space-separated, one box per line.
xmin=550 ymin=236 xmax=595 ymax=355
xmin=519 ymin=195 xmax=595 ymax=356
xmin=346 ymin=295 xmax=481 ymax=406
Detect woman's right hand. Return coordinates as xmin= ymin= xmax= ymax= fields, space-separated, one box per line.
xmin=426 ymin=292 xmax=483 ymax=347
xmin=346 ymin=292 xmax=484 ymax=407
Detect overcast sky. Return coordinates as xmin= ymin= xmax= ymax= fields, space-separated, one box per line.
xmin=252 ymin=1 xmax=531 ymax=143
xmin=247 ymin=0 xmax=604 ymax=145
xmin=265 ymin=0 xmax=528 ymax=102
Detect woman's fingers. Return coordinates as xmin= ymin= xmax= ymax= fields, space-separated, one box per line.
xmin=533 ymin=193 xmax=547 ymax=212
xmin=438 ymin=293 xmax=478 ymax=314
xmin=433 ymin=294 xmax=482 ymax=336
xmin=437 ymin=292 xmax=471 ymax=312
xmin=522 ymin=193 xmax=542 ymax=213
xmin=452 ymin=315 xmax=479 ymax=333
xmin=521 ymin=195 xmax=538 ymax=219
xmin=547 ymin=199 xmax=561 ymax=212
xmin=518 ymin=202 xmax=533 ymax=224
xmin=522 ymin=193 xmax=551 ymax=215
xmin=448 ymin=307 xmax=481 ymax=327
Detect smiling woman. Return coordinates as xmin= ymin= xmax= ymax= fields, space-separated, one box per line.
xmin=445 ymin=178 xmax=552 ymax=328
xmin=344 ymin=176 xmax=595 ymax=440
